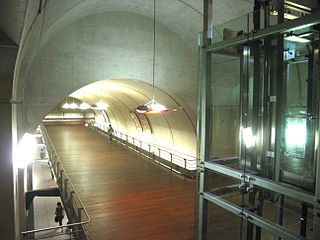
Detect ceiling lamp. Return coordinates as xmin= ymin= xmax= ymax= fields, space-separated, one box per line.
xmin=62 ymin=102 xmax=70 ymax=109
xmin=95 ymin=99 xmax=109 ymax=110
xmin=80 ymin=101 xmax=91 ymax=110
xmin=136 ymin=0 xmax=168 ymax=115
xmin=69 ymin=99 xmax=78 ymax=109
xmin=285 ymin=35 xmax=310 ymax=43
xmin=136 ymin=99 xmax=168 ymax=114
xmin=62 ymin=98 xmax=70 ymax=109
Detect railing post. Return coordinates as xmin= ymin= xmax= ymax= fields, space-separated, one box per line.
xmin=170 ymin=153 xmax=173 ymax=163
xmin=56 ymin=162 xmax=60 ymax=176
xmin=184 ymin=158 xmax=187 ymax=169
xmin=77 ymin=208 xmax=85 ymax=238
xmin=64 ymin=179 xmax=69 ymax=199
xmin=69 ymin=191 xmax=75 ymax=204
xmin=59 ymin=170 xmax=64 ymax=189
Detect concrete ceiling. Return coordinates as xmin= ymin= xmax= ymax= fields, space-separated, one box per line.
xmin=41 ymin=0 xmax=254 ymax=48
xmin=0 ymin=0 xmax=28 ymax=44
xmin=10 ymin=0 xmax=255 ymax=135
xmin=69 ymin=79 xmax=190 ymax=114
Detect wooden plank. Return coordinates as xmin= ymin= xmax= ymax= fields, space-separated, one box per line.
xmin=45 ymin=124 xmax=195 ymax=240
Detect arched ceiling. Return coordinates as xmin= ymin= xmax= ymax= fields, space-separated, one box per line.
xmin=9 ymin=0 xmax=255 ymax=134
xmin=58 ymin=79 xmax=198 ymax=156
xmin=69 ymin=79 xmax=191 ymax=115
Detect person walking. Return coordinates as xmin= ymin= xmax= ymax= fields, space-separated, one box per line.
xmin=107 ymin=124 xmax=114 ymax=142
xmin=54 ymin=202 xmax=64 ymax=232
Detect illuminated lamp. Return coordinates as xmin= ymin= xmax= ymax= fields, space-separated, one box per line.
xmin=69 ymin=102 xmax=78 ymax=109
xmin=62 ymin=102 xmax=70 ymax=109
xmin=135 ymin=0 xmax=168 ymax=114
xmin=80 ymin=101 xmax=91 ymax=110
xmin=62 ymin=98 xmax=70 ymax=109
xmin=285 ymin=35 xmax=310 ymax=43
xmin=96 ymin=100 xmax=108 ymax=109
xmin=137 ymin=99 xmax=168 ymax=114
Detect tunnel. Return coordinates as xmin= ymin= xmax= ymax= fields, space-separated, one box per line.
xmin=1 ymin=0 xmax=320 ymax=240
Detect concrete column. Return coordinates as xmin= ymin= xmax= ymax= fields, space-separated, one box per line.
xmin=0 ymin=32 xmax=19 ymax=239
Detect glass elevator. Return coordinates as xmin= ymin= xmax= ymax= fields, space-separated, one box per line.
xmin=197 ymin=1 xmax=320 ymax=239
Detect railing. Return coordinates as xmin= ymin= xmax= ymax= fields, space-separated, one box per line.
xmin=43 ymin=117 xmax=95 ymax=123
xmin=90 ymin=124 xmax=197 ymax=178
xmin=22 ymin=125 xmax=91 ymax=240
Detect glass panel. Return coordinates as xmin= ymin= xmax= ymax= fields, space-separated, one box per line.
xmin=280 ymin=26 xmax=316 ymax=188
xmin=206 ymin=201 xmax=247 ymax=240
xmin=210 ymin=53 xmax=241 ymax=160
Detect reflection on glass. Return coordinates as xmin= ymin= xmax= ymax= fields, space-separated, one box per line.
xmin=284 ymin=118 xmax=306 ymax=158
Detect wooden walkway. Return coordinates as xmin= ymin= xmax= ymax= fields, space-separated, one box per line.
xmin=45 ymin=124 xmax=195 ymax=240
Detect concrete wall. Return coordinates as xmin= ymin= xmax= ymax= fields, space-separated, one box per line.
xmin=18 ymin=11 xmax=198 ymax=156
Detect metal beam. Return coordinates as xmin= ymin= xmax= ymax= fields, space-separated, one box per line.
xmin=204 ymin=161 xmax=314 ymax=204
xmin=203 ymin=192 xmax=305 ymax=240
xmin=25 ymin=187 xmax=60 ymax=210
xmin=207 ymin=12 xmax=320 ymax=52
xmin=313 ymin=45 xmax=320 ymax=240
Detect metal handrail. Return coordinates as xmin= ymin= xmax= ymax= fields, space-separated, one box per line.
xmin=22 ymin=125 xmax=91 ymax=239
xmin=89 ymin=123 xmax=197 ymax=177
xmin=113 ymin=130 xmax=197 ymax=164
xmin=42 ymin=124 xmax=90 ymax=223
xmin=93 ymin=122 xmax=196 ymax=160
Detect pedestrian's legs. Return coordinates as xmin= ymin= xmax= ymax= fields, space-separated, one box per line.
xmin=59 ymin=218 xmax=63 ymax=232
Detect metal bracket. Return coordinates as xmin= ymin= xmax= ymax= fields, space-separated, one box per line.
xmin=0 ymin=99 xmax=23 ymax=104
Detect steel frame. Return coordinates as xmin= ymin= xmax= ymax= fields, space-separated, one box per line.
xmin=203 ymin=192 xmax=305 ymax=240
xmin=207 ymin=12 xmax=320 ymax=53
xmin=204 ymin=161 xmax=314 ymax=204
xmin=197 ymin=1 xmax=320 ymax=240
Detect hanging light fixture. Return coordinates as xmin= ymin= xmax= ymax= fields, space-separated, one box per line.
xmin=62 ymin=98 xmax=70 ymax=109
xmin=69 ymin=98 xmax=79 ymax=109
xmin=95 ymin=100 xmax=108 ymax=109
xmin=136 ymin=0 xmax=168 ymax=114
xmin=92 ymin=88 xmax=109 ymax=110
xmin=80 ymin=93 xmax=91 ymax=110
xmin=80 ymin=101 xmax=91 ymax=110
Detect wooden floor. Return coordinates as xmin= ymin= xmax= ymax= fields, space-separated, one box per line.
xmin=45 ymin=124 xmax=195 ymax=240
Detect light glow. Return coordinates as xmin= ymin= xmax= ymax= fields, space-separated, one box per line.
xmin=241 ymin=127 xmax=255 ymax=148
xmin=15 ymin=133 xmax=37 ymax=168
xmin=136 ymin=99 xmax=168 ymax=114
xmin=285 ymin=35 xmax=310 ymax=43
xmin=285 ymin=121 xmax=306 ymax=147
xmin=95 ymin=100 xmax=109 ymax=110
xmin=284 ymin=13 xmax=299 ymax=20
xmin=69 ymin=102 xmax=78 ymax=109
xmin=80 ymin=101 xmax=91 ymax=110
xmin=62 ymin=103 xmax=70 ymax=109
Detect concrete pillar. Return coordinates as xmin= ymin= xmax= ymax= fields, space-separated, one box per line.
xmin=0 ymin=31 xmax=19 ymax=239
